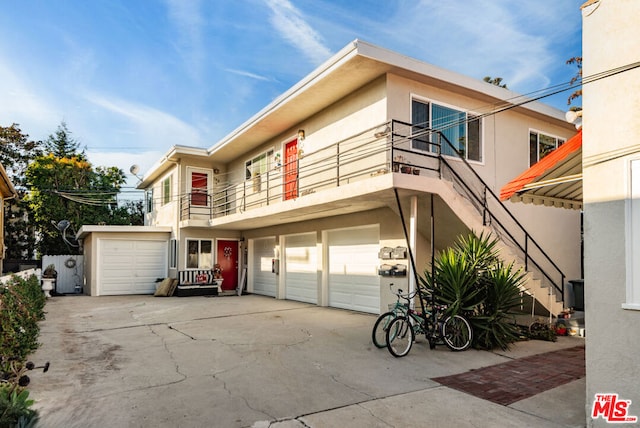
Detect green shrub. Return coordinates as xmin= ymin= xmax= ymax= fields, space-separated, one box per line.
xmin=422 ymin=232 xmax=526 ymax=350
xmin=471 ymin=261 xmax=527 ymax=350
xmin=0 ymin=275 xmax=46 ymax=362
xmin=0 ymin=383 xmax=38 ymax=428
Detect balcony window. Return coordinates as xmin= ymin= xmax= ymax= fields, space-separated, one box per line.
xmin=411 ymin=99 xmax=482 ymax=161
xmin=245 ymin=149 xmax=274 ymax=192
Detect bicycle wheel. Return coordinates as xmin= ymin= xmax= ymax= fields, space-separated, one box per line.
xmin=441 ymin=315 xmax=472 ymax=351
xmin=386 ymin=316 xmax=414 ymax=357
xmin=371 ymin=312 xmax=395 ymax=348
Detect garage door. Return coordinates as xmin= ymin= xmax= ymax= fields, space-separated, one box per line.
xmin=98 ymin=239 xmax=168 ymax=295
xmin=251 ymin=237 xmax=276 ymax=297
xmin=328 ymin=225 xmax=380 ymax=314
xmin=284 ymin=233 xmax=317 ymax=304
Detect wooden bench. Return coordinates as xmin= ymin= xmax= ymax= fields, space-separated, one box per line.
xmin=174 ymin=270 xmax=221 ymax=297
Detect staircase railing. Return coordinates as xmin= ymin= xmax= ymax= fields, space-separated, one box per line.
xmin=390 ymin=119 xmax=565 ymax=304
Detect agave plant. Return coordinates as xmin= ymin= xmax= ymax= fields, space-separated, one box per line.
xmin=421 ymin=248 xmax=481 ymax=316
xmin=471 ymin=261 xmax=527 ymax=350
xmin=422 ymin=231 xmax=527 ymax=350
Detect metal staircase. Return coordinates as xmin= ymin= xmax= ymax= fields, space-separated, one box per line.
xmin=390 ymin=120 xmax=567 ymax=317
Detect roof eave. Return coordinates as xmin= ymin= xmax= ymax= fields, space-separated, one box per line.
xmin=138 ymin=145 xmax=208 ymax=188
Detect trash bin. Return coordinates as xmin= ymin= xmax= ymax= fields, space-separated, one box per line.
xmin=569 ymin=279 xmax=584 ymax=311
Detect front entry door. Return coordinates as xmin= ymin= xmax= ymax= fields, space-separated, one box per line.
xmin=284 ymin=139 xmax=298 ymax=200
xmin=216 ymin=240 xmax=238 ymax=291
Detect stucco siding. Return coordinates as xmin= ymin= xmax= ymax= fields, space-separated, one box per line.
xmin=582 ymin=0 xmax=640 ymax=425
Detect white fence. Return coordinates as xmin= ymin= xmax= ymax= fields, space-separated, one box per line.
xmin=42 ymin=255 xmax=84 ymax=294
xmin=0 ymin=268 xmax=41 ymax=285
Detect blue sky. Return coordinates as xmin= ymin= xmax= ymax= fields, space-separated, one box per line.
xmin=0 ymin=0 xmax=583 ymax=188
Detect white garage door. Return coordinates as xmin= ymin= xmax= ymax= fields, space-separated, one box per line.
xmin=328 ymin=225 xmax=380 ymax=314
xmin=98 ymin=239 xmax=168 ymax=295
xmin=284 ymin=233 xmax=318 ymax=304
xmin=251 ymin=237 xmax=277 ymax=297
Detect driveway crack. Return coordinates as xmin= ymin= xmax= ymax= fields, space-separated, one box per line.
xmin=212 ymin=371 xmax=276 ymax=422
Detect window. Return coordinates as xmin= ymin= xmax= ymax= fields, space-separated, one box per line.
xmin=190 ymin=171 xmax=209 ymax=206
xmin=529 ymin=131 xmax=565 ymax=166
xmin=411 ymin=99 xmax=482 ymax=161
xmin=162 ymin=176 xmax=172 ymax=205
xmin=169 ymin=239 xmax=177 ymax=269
xmin=146 ymin=188 xmax=154 ymax=213
xmin=245 ymin=149 xmax=274 ymax=192
xmin=186 ymin=239 xmax=212 ymax=270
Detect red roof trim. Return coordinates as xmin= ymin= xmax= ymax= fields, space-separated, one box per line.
xmin=500 ymin=130 xmax=582 ymax=201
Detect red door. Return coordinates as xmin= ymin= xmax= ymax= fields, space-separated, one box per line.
xmin=191 ymin=172 xmax=208 ymax=206
xmin=284 ymin=139 xmax=298 ymax=200
xmin=216 ymin=240 xmax=238 ymax=291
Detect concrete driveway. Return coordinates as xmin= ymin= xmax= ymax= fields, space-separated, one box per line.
xmin=29 ymin=295 xmax=585 ymax=427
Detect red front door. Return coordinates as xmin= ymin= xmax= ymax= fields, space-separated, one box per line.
xmin=284 ymin=139 xmax=298 ymax=200
xmin=216 ymin=240 xmax=238 ymax=291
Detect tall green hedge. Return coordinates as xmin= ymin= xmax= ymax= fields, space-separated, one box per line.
xmin=0 ymin=275 xmax=46 ymax=361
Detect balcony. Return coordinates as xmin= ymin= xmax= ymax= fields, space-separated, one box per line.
xmin=180 ymin=120 xmax=444 ymax=223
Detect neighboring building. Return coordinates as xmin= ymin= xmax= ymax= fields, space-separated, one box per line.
xmin=0 ymin=163 xmax=18 ymax=273
xmin=113 ymin=40 xmax=579 ymax=315
xmin=581 ymin=0 xmax=640 ymax=425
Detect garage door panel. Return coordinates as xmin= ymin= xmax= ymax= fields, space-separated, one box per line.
xmin=284 ymin=233 xmax=317 ymax=304
xmin=99 ymin=239 xmax=168 ymax=295
xmin=252 ymin=238 xmax=277 ymax=297
xmin=285 ymin=272 xmax=317 ymax=303
xmin=328 ymin=226 xmax=380 ymax=314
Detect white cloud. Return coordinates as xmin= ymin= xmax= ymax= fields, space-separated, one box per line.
xmin=225 ymin=68 xmax=274 ymax=82
xmin=373 ymin=0 xmax=580 ymax=94
xmin=0 ymin=59 xmax=60 ymax=137
xmin=85 ymin=93 xmax=204 ymax=149
xmin=264 ymin=0 xmax=333 ymax=66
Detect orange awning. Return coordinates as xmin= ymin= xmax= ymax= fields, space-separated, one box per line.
xmin=500 ymin=130 xmax=582 ymax=209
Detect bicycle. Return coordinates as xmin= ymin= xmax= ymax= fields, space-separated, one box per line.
xmin=385 ymin=286 xmax=472 ymax=357
xmin=371 ymin=283 xmax=409 ymax=348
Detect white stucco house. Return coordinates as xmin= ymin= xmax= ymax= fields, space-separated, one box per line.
xmin=496 ymin=0 xmax=640 ymax=424
xmin=580 ymin=0 xmax=640 ymax=425
xmin=78 ymin=40 xmax=581 ymax=318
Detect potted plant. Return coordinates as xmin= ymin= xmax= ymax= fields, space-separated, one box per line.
xmin=393 ymin=155 xmax=404 ymax=172
xmin=43 ymin=264 xmax=57 ymax=279
xmin=400 ymin=166 xmax=412 ymax=174
xmin=555 ymin=325 xmax=567 ymax=336
xmin=42 ymin=264 xmax=57 ymax=297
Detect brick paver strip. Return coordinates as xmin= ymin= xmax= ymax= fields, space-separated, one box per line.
xmin=432 ymin=345 xmax=585 ymax=406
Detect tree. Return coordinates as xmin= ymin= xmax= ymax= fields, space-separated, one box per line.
xmin=25 ymin=126 xmax=127 ymax=256
xmin=43 ymin=121 xmax=84 ymax=159
xmin=566 ymin=56 xmax=582 ymax=106
xmin=0 ymin=125 xmax=42 ymax=260
xmin=111 ymin=200 xmax=145 ymax=226
xmin=483 ymin=76 xmax=508 ymax=89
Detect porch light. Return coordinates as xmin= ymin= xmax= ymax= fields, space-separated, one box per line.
xmin=298 ymin=129 xmax=305 ymax=140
